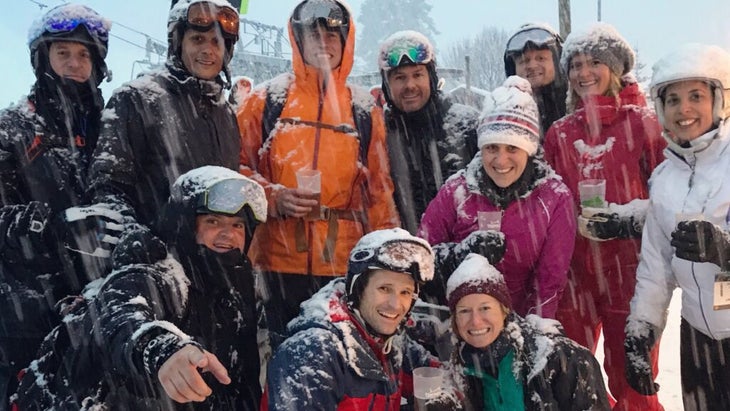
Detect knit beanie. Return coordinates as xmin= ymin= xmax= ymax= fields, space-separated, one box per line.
xmin=477 ymin=76 xmax=540 ymax=156
xmin=560 ymin=22 xmax=635 ymax=77
xmin=446 ymin=253 xmax=512 ymax=313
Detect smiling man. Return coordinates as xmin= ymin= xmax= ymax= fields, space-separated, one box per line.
xmin=263 ymin=228 xmax=438 ymax=409
xmin=378 ymin=30 xmax=480 ymax=236
xmin=87 ymin=0 xmax=242 ymax=234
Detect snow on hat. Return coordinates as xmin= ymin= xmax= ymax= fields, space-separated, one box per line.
xmin=477 ymin=76 xmax=540 ymax=156
xmin=560 ymin=22 xmax=635 ymax=77
xmin=446 ymin=253 xmax=512 ymax=314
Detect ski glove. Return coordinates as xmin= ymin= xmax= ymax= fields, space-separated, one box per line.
xmin=1 ymin=201 xmax=56 ymax=263
xmin=60 ymin=205 xmax=125 ymax=259
xmin=456 ymin=230 xmax=506 ymax=264
xmin=112 ymin=227 xmax=167 ymax=268
xmin=578 ymin=213 xmax=643 ymax=241
xmin=624 ymin=320 xmax=660 ymax=396
xmin=671 ymin=220 xmax=730 ymax=270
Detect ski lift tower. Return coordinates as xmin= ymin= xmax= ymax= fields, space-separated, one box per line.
xmin=229 ymin=18 xmax=292 ymax=84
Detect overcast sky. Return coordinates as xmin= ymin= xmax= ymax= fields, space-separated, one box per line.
xmin=2 ymin=0 xmax=729 ymax=108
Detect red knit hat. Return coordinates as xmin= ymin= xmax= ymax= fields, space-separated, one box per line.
xmin=446 ymin=253 xmax=512 ymax=313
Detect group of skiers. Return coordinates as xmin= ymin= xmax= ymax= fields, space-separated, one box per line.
xmin=2 ymin=0 xmax=730 ymax=410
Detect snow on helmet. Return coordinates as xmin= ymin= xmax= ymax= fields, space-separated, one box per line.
xmin=168 ymin=0 xmax=239 ymax=81
xmin=290 ymin=0 xmax=350 ymax=48
xmin=345 ymin=228 xmax=434 ymax=309
xmin=378 ymin=30 xmax=435 ymax=72
xmin=650 ymin=43 xmax=730 ymax=126
xmin=27 ymin=4 xmax=111 ymax=84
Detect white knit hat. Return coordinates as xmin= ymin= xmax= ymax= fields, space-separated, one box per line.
xmin=477 ymin=76 xmax=540 ymax=156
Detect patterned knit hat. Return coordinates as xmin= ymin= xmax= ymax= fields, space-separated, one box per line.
xmin=477 ymin=76 xmax=540 ymax=156
xmin=560 ymin=22 xmax=635 ymax=77
xmin=446 ymin=253 xmax=512 ymax=313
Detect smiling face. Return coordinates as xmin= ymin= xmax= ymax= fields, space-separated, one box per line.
xmin=662 ymin=80 xmax=715 ymax=143
xmin=514 ymin=48 xmax=556 ymax=89
xmin=358 ymin=269 xmax=416 ymax=337
xmin=568 ymin=53 xmax=612 ymax=98
xmin=454 ymin=293 xmax=507 ymax=348
xmin=301 ymin=25 xmax=343 ymax=71
xmin=48 ymin=41 xmax=92 ymax=83
xmin=386 ymin=64 xmax=431 ymax=113
xmin=481 ymin=143 xmax=529 ymax=188
xmin=195 ymin=214 xmax=246 ymax=253
xmin=181 ymin=28 xmax=225 ymax=80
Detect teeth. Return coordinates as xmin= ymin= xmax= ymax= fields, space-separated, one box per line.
xmin=579 ymin=81 xmax=596 ymax=87
xmin=678 ymin=119 xmax=695 ymax=126
xmin=468 ymin=328 xmax=489 ymax=336
xmin=379 ymin=311 xmax=398 ymax=319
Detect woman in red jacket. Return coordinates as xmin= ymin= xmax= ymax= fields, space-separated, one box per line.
xmin=543 ymin=23 xmax=665 ymax=411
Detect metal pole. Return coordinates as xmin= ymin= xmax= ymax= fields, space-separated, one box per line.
xmin=558 ymin=0 xmax=571 ymax=39
xmin=598 ymin=0 xmax=602 ymax=21
xmin=465 ymin=55 xmax=471 ymax=92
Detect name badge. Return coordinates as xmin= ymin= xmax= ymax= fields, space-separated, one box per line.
xmin=713 ymin=272 xmax=730 ymax=310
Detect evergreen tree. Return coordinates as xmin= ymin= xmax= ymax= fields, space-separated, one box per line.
xmin=356 ymin=0 xmax=439 ymax=72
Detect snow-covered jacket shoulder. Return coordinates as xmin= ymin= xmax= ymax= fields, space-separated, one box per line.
xmin=452 ymin=313 xmax=610 ymax=411
xmin=88 ymin=64 xmax=240 ymax=226
xmin=419 ymin=156 xmax=576 ymax=317
xmin=631 ymin=119 xmax=730 ymax=339
xmin=237 ymin=5 xmax=398 ymax=276
xmin=264 ymin=278 xmax=434 ymax=410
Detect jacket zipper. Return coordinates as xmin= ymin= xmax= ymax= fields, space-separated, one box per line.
xmin=307 ymin=77 xmax=326 ymax=274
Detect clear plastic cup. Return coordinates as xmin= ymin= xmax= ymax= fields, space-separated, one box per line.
xmin=477 ymin=211 xmax=502 ymax=232
xmin=295 ymin=169 xmax=321 ymax=220
xmin=578 ymin=179 xmax=606 ymax=208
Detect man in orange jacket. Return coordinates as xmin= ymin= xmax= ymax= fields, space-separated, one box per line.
xmin=237 ymin=0 xmax=399 ymax=349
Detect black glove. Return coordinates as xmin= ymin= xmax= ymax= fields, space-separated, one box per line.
xmin=671 ymin=220 xmax=730 ymax=270
xmin=585 ymin=213 xmax=643 ymax=240
xmin=1 ymin=201 xmax=56 ymax=263
xmin=455 ymin=230 xmax=506 ymax=265
xmin=624 ymin=320 xmax=660 ymax=395
xmin=112 ymin=227 xmax=167 ymax=268
xmin=59 ymin=205 xmax=125 ymax=258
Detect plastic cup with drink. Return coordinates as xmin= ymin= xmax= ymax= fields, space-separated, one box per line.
xmin=295 ymin=169 xmax=321 ymax=220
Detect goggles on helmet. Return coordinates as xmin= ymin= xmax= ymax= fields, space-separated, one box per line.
xmin=506 ymin=27 xmax=557 ymax=53
xmin=42 ymin=12 xmax=109 ymax=43
xmin=292 ymin=0 xmax=348 ymax=30
xmin=187 ymin=2 xmax=239 ymax=37
xmin=196 ymin=178 xmax=267 ymax=223
xmin=384 ymin=43 xmax=431 ymax=69
xmin=348 ymin=239 xmax=434 ymax=290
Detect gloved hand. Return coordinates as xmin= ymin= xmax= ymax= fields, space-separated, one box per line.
xmin=59 ymin=205 xmax=125 ymax=258
xmin=671 ymin=220 xmax=730 ymax=270
xmin=624 ymin=320 xmax=660 ymax=395
xmin=112 ymin=227 xmax=167 ymax=268
xmin=455 ymin=230 xmax=506 ymax=265
xmin=578 ymin=213 xmax=643 ymax=241
xmin=1 ymin=201 xmax=55 ymax=263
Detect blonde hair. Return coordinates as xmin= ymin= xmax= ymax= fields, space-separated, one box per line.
xmin=566 ymin=65 xmax=624 ymax=112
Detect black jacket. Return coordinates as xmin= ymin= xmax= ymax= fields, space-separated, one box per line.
xmin=385 ymin=93 xmax=479 ymax=234
xmin=88 ymin=63 xmax=240 ymax=228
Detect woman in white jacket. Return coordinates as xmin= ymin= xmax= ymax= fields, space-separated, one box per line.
xmin=625 ymin=43 xmax=730 ymax=410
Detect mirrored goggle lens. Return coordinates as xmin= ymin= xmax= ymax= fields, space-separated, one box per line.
xmin=201 ymin=178 xmax=267 ymax=223
xmin=385 ymin=44 xmax=429 ymax=68
xmin=187 ymin=2 xmax=239 ymax=36
xmin=506 ymin=27 xmax=555 ymax=53
xmin=45 ymin=17 xmax=108 ymax=41
xmin=293 ymin=0 xmax=346 ymax=28
xmin=350 ymin=239 xmax=434 ymax=282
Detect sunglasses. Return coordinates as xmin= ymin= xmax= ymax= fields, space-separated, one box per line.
xmin=187 ymin=1 xmax=239 ymax=37
xmin=197 ymin=178 xmax=267 ymax=223
xmin=506 ymin=27 xmax=557 ymax=53
xmin=384 ymin=43 xmax=431 ymax=68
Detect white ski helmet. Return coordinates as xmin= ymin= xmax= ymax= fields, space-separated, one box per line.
xmin=650 ymin=43 xmax=730 ymax=126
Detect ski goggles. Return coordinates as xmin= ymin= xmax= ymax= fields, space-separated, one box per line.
xmin=506 ymin=27 xmax=557 ymax=53
xmin=383 ymin=43 xmax=432 ymax=68
xmin=349 ymin=239 xmax=434 ymax=284
xmin=196 ymin=178 xmax=267 ymax=223
xmin=292 ymin=1 xmax=348 ymax=30
xmin=42 ymin=11 xmax=109 ymax=42
xmin=187 ymin=1 xmax=239 ymax=37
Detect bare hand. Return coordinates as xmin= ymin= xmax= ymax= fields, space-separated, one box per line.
xmin=276 ymin=188 xmax=319 ymax=218
xmin=158 ymin=345 xmax=231 ymax=403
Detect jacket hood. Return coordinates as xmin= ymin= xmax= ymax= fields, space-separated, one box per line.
xmin=287 ymin=0 xmax=355 ymax=86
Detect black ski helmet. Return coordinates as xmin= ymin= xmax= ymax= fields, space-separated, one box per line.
xmin=290 ymin=0 xmax=350 ymax=52
xmin=28 ymin=4 xmax=111 ymax=85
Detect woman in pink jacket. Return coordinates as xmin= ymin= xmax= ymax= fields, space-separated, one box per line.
xmin=419 ymin=76 xmax=576 ymax=319
xmin=543 ymin=23 xmax=665 ymax=411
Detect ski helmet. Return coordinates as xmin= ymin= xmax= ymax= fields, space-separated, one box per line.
xmin=650 ymin=43 xmax=730 ymax=127
xmin=503 ymin=23 xmax=563 ymax=79
xmin=378 ymin=30 xmax=439 ymax=109
xmin=345 ymin=228 xmax=434 ymax=310
xmin=290 ymin=0 xmax=350 ymax=50
xmin=168 ymin=0 xmax=240 ymax=80
xmin=27 ymin=4 xmax=111 ymax=85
